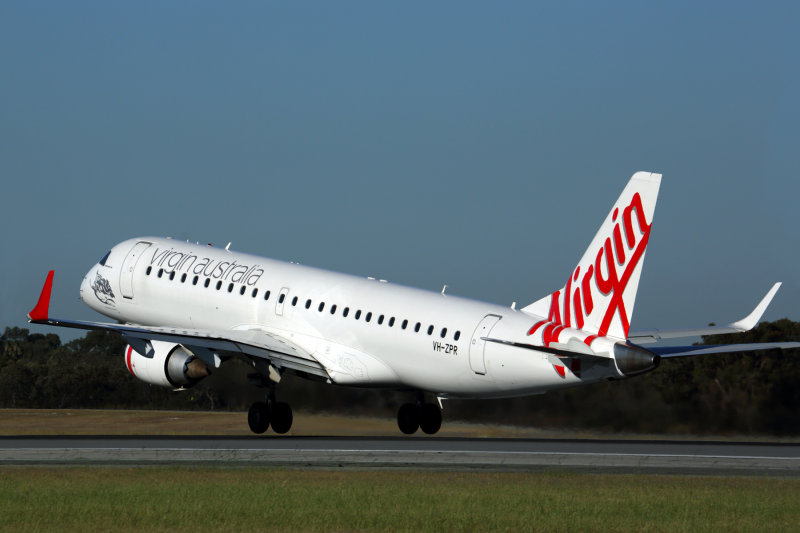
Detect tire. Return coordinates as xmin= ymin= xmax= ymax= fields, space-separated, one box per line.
xmin=271 ymin=402 xmax=293 ymax=434
xmin=418 ymin=403 xmax=442 ymax=435
xmin=248 ymin=401 xmax=270 ymax=434
xmin=397 ymin=403 xmax=419 ymax=435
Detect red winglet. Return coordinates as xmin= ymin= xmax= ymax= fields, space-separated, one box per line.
xmin=28 ymin=270 xmax=54 ymax=322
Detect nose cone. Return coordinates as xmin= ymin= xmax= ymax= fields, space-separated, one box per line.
xmin=79 ymin=270 xmax=90 ymax=300
xmin=79 ymin=266 xmax=96 ymax=307
xmin=80 ymin=264 xmax=118 ymax=314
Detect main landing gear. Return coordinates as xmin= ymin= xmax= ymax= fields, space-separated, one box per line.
xmin=247 ymin=399 xmax=293 ymax=434
xmin=397 ymin=397 xmax=442 ymax=435
xmin=247 ymin=401 xmax=293 ymax=435
xmin=247 ymin=370 xmax=293 ymax=435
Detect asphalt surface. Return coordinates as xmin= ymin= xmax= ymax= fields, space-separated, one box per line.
xmin=2 ymin=436 xmax=798 ymax=476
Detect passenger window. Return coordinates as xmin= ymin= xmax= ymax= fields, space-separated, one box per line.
xmin=377 ymin=315 xmax=384 ymax=325
xmin=318 ymin=302 xmax=325 ymax=312
xmin=146 ymin=266 xmax=152 ymax=275
xmin=389 ymin=317 xmax=395 ymax=327
xmin=181 ymin=273 xmax=187 ymax=283
xmin=402 ymin=319 xmax=408 ymax=330
xmin=343 ymin=307 xmax=350 ymax=317
xmin=454 ymin=331 xmax=461 ymax=341
xmin=204 ymin=278 xmax=210 ymax=288
xmin=279 ymin=293 xmax=286 ymax=304
xmin=365 ymin=312 xmax=372 ymax=323
xmin=216 ymin=281 xmax=222 ymax=290
xmin=193 ymin=276 xmax=199 ymax=285
xmin=292 ymin=296 xmax=298 ymax=306
xmin=331 ymin=304 xmax=337 ymax=314
xmin=427 ymin=325 xmax=434 ymax=336
xmin=158 ymin=269 xmax=163 ymax=278
xmin=239 ymin=286 xmax=246 ymax=295
xmin=251 ymin=288 xmax=258 ymax=298
xmin=264 ymin=290 xmax=271 ymax=301
xmin=440 ymin=328 xmax=447 ymax=338
xmin=169 ymin=272 xmax=175 ymax=281
xmin=228 ymin=283 xmax=234 ymax=293
xmin=414 ymin=322 xmax=421 ymax=332
xmin=305 ymin=299 xmax=312 ymax=309
xmin=355 ymin=310 xmax=362 ymax=320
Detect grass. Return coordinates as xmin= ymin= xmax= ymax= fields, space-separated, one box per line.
xmin=3 ymin=409 xmax=798 ymax=441
xmin=0 ymin=467 xmax=798 ymax=532
xmin=0 ymin=409 xmax=625 ymax=439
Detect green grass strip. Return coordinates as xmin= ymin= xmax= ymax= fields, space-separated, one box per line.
xmin=1 ymin=467 xmax=797 ymax=532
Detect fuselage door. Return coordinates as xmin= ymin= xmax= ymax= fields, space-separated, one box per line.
xmin=468 ymin=314 xmax=502 ymax=375
xmin=119 ymin=241 xmax=152 ymax=299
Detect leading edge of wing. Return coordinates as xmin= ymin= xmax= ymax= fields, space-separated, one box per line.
xmin=651 ymin=342 xmax=800 ymax=358
xmin=30 ymin=316 xmax=328 ymax=379
xmin=27 ymin=271 xmax=327 ymax=377
xmin=628 ymin=283 xmax=782 ymax=343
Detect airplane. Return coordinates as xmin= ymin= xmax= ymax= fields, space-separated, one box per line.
xmin=27 ymin=171 xmax=799 ymax=435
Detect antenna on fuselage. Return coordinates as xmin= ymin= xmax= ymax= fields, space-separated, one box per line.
xmin=225 ymin=242 xmax=231 ymax=251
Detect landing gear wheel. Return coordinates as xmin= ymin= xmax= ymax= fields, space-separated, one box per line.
xmin=397 ymin=403 xmax=419 ymax=434
xmin=248 ymin=401 xmax=270 ymax=434
xmin=270 ymin=401 xmax=293 ymax=434
xmin=418 ymin=403 xmax=442 ymax=435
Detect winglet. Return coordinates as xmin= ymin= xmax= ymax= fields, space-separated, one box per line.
xmin=729 ymin=282 xmax=781 ymax=331
xmin=28 ymin=270 xmax=54 ymax=322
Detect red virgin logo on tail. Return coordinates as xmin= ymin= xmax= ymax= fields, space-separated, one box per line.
xmin=528 ymin=192 xmax=652 ymax=344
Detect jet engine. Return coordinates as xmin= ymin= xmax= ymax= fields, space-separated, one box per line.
xmin=612 ymin=342 xmax=660 ymax=377
xmin=124 ymin=340 xmax=210 ymax=388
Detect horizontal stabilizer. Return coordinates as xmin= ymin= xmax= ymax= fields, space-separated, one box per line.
xmin=628 ymin=283 xmax=782 ymax=343
xmin=651 ymin=342 xmax=800 ymax=358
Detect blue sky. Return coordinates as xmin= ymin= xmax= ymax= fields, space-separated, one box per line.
xmin=1 ymin=2 xmax=798 ymax=340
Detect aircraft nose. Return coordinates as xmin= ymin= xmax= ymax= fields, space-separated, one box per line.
xmin=79 ymin=267 xmax=95 ymax=302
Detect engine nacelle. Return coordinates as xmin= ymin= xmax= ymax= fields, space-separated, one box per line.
xmin=612 ymin=342 xmax=660 ymax=377
xmin=124 ymin=340 xmax=210 ymax=388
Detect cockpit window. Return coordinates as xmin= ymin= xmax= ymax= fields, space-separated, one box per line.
xmin=98 ymin=251 xmax=111 ymax=266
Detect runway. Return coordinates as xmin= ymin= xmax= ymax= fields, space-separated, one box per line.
xmin=1 ymin=436 xmax=798 ymax=476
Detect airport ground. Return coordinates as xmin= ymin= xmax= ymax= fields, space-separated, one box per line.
xmin=3 ymin=408 xmax=800 ymax=440
xmin=1 ymin=409 xmax=799 ymax=532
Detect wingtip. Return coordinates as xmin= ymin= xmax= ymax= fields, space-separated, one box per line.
xmin=729 ymin=282 xmax=782 ymax=332
xmin=28 ymin=270 xmax=54 ymax=322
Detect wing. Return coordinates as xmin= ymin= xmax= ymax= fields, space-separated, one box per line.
xmin=650 ymin=342 xmax=800 ymax=358
xmin=28 ymin=271 xmax=328 ymax=379
xmin=626 ymin=282 xmax=798 ymax=358
xmin=627 ymin=283 xmax=782 ymax=343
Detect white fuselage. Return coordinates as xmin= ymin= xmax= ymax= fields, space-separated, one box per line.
xmin=80 ymin=237 xmax=621 ymax=398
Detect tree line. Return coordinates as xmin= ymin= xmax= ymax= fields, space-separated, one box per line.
xmin=1 ymin=320 xmax=798 ymax=435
